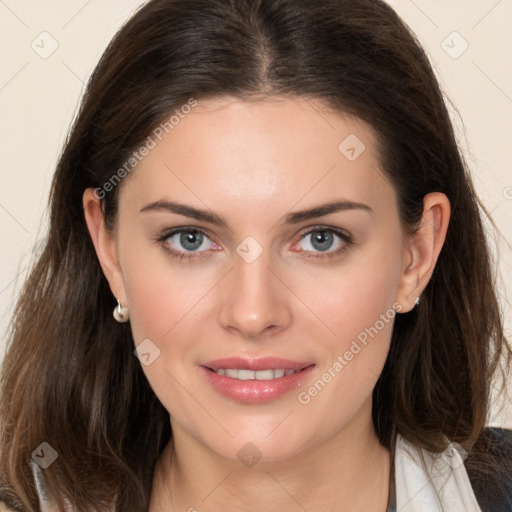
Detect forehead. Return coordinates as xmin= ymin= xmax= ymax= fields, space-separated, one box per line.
xmin=121 ymin=96 xmax=397 ymax=222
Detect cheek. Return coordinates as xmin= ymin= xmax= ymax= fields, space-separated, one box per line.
xmin=122 ymin=254 xmax=209 ymax=418
xmin=125 ymin=264 xmax=180 ymax=343
xmin=121 ymin=236 xmax=209 ymax=342
xmin=291 ymin=239 xmax=402 ymax=408
xmin=296 ymin=236 xmax=402 ymax=351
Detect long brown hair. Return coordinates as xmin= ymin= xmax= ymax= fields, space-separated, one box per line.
xmin=1 ymin=0 xmax=510 ymax=510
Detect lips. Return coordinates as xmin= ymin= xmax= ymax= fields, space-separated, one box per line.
xmin=200 ymin=357 xmax=316 ymax=404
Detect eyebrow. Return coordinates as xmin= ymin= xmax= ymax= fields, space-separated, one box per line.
xmin=139 ymin=199 xmax=373 ymax=226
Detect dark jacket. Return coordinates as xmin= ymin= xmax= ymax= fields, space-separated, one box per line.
xmin=465 ymin=427 xmax=512 ymax=511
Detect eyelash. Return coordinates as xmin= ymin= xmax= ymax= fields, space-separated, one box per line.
xmin=295 ymin=225 xmax=353 ymax=260
xmin=155 ymin=225 xmax=353 ymax=262
xmin=156 ymin=227 xmax=215 ymax=262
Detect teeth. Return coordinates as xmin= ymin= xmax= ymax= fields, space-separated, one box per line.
xmin=214 ymin=368 xmax=301 ymax=380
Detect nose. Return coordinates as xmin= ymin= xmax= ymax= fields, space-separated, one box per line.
xmin=217 ymin=248 xmax=293 ymax=340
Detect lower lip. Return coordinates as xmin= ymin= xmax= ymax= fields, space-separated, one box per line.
xmin=200 ymin=365 xmax=316 ymax=404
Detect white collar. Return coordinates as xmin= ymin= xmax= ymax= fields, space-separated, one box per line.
xmin=394 ymin=433 xmax=482 ymax=511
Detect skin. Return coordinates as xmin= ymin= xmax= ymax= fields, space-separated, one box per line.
xmin=83 ymin=96 xmax=450 ymax=511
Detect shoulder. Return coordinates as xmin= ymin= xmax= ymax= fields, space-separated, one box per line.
xmin=475 ymin=426 xmax=512 ymax=446
xmin=464 ymin=427 xmax=512 ymax=511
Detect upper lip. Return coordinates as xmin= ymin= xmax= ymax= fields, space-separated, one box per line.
xmin=202 ymin=357 xmax=315 ymax=371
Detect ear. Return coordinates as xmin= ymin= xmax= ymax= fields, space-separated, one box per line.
xmin=82 ymin=188 xmax=127 ymax=306
xmin=396 ymin=192 xmax=451 ymax=312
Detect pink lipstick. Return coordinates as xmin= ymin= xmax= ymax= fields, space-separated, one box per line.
xmin=200 ymin=357 xmax=315 ymax=404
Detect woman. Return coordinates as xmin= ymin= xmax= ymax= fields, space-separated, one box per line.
xmin=1 ymin=0 xmax=511 ymax=510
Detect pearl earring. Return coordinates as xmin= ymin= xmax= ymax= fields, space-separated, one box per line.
xmin=113 ymin=300 xmax=130 ymax=323
xmin=414 ymin=297 xmax=420 ymax=307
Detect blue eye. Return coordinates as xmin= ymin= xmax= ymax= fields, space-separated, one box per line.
xmin=293 ymin=227 xmax=352 ymax=259
xmin=158 ymin=228 xmax=217 ymax=261
xmin=169 ymin=230 xmax=209 ymax=251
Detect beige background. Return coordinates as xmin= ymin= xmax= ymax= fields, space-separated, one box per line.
xmin=0 ymin=0 xmax=511 ymax=427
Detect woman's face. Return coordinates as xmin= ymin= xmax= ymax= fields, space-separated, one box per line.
xmin=95 ymin=97 xmax=420 ymax=463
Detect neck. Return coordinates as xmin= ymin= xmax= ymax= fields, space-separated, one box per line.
xmin=149 ymin=399 xmax=391 ymax=512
